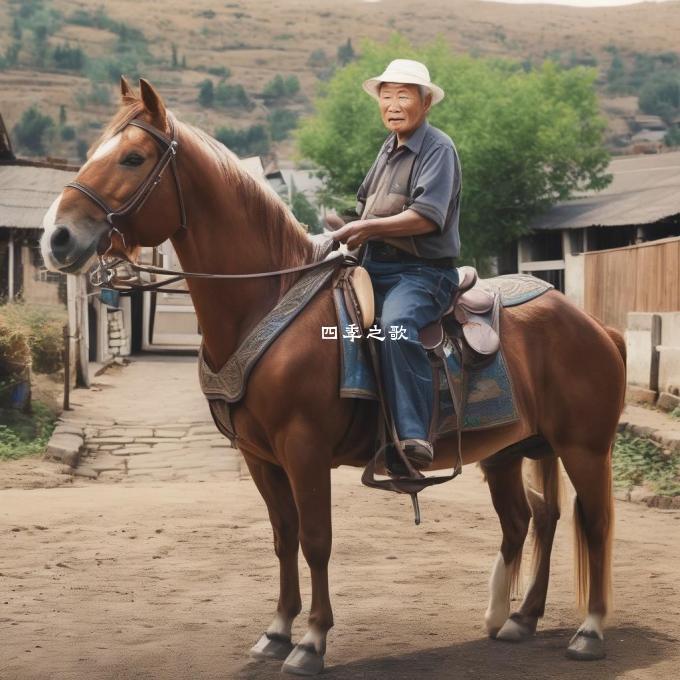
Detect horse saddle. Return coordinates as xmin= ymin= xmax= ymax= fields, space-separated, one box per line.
xmin=419 ymin=266 xmax=501 ymax=364
xmin=336 ymin=261 xmax=500 ymax=365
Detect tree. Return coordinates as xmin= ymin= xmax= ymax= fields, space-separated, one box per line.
xmin=215 ymin=125 xmax=270 ymax=157
xmin=291 ymin=191 xmax=320 ymax=233
xmin=214 ymin=82 xmax=252 ymax=109
xmin=337 ymin=38 xmax=355 ymax=66
xmin=13 ymin=105 xmax=55 ymax=155
xmin=298 ymin=37 xmax=611 ymax=263
xmin=269 ymin=108 xmax=298 ymax=141
xmin=198 ymin=79 xmax=214 ymax=107
xmin=639 ymin=71 xmax=680 ymax=124
xmin=262 ymin=74 xmax=299 ymax=100
xmin=606 ymin=54 xmax=627 ymax=94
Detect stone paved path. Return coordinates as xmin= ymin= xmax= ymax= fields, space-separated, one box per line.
xmin=59 ymin=356 xmax=244 ymax=484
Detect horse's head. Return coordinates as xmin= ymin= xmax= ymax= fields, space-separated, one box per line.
xmin=41 ymin=77 xmax=184 ymax=274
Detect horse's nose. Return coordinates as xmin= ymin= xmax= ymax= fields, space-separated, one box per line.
xmin=50 ymin=225 xmax=75 ymax=264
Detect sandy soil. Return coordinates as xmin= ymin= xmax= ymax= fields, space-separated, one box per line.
xmin=1 ymin=466 xmax=679 ymax=680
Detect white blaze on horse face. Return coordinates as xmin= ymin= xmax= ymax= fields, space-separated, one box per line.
xmin=82 ymin=132 xmax=122 ymax=169
xmin=484 ymin=552 xmax=512 ymax=635
xmin=39 ymin=194 xmax=63 ymax=271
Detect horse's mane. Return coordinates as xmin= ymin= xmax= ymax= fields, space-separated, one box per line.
xmin=182 ymin=122 xmax=313 ymax=296
xmin=93 ymin=100 xmax=315 ymax=297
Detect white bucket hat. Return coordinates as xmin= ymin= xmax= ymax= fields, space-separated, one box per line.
xmin=362 ymin=59 xmax=445 ymax=105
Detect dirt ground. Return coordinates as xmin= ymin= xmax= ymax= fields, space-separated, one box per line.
xmin=2 ymin=464 xmax=679 ymax=680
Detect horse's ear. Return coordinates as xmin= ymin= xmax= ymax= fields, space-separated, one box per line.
xmin=120 ymin=76 xmax=137 ymax=101
xmin=139 ymin=78 xmax=167 ymax=129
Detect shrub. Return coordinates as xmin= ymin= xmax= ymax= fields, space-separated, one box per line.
xmin=215 ymin=82 xmax=252 ymax=109
xmin=215 ymin=124 xmax=270 ymax=157
xmin=198 ymin=79 xmax=214 ymax=107
xmin=208 ymin=66 xmax=230 ymax=78
xmin=308 ymin=48 xmax=329 ymax=68
xmin=0 ymin=401 xmax=56 ymax=460
xmin=269 ymin=108 xmax=298 ymax=141
xmin=60 ymin=125 xmax=75 ymax=141
xmin=291 ymin=191 xmax=320 ymax=233
xmin=52 ymin=43 xmax=85 ymax=71
xmin=13 ymin=105 xmax=55 ymax=155
xmin=262 ymin=74 xmax=300 ymax=100
xmin=0 ymin=303 xmax=66 ymax=375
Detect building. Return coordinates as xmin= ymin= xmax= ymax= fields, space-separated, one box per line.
xmin=518 ymin=150 xmax=680 ymax=308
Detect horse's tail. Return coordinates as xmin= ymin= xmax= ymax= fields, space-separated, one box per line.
xmin=524 ymin=456 xmax=562 ymax=582
xmin=572 ymin=450 xmax=615 ymax=612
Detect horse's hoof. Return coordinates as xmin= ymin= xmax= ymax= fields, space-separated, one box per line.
xmin=250 ymin=632 xmax=294 ymax=660
xmin=566 ymin=630 xmax=606 ymax=661
xmin=496 ymin=614 xmax=537 ymax=643
xmin=281 ymin=643 xmax=325 ymax=676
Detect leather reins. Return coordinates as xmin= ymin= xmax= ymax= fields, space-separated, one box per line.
xmin=64 ymin=114 xmax=349 ymax=291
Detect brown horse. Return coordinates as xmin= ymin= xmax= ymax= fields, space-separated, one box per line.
xmin=40 ymin=78 xmax=625 ymax=675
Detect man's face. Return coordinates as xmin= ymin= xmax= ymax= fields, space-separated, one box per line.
xmin=379 ymin=82 xmax=432 ymax=138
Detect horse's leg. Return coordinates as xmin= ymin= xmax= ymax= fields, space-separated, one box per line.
xmin=482 ymin=456 xmax=531 ymax=639
xmin=244 ymin=455 xmax=302 ymax=661
xmin=497 ymin=456 xmax=561 ymax=641
xmin=281 ymin=441 xmax=333 ymax=676
xmin=559 ymin=445 xmax=613 ymax=661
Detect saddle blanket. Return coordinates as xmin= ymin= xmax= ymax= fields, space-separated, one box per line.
xmin=334 ymin=273 xmax=554 ymax=434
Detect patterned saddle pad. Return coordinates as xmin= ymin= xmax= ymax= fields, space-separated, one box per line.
xmin=334 ymin=273 xmax=554 ymax=434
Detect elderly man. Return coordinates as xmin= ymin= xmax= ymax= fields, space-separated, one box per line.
xmin=331 ymin=59 xmax=462 ymax=472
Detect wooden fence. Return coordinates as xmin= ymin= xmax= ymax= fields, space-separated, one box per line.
xmin=584 ymin=236 xmax=680 ymax=331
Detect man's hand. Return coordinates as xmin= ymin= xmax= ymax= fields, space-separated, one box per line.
xmin=331 ymin=220 xmax=374 ymax=250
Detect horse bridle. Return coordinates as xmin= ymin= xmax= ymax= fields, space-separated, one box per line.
xmin=64 ymin=114 xmax=348 ymax=290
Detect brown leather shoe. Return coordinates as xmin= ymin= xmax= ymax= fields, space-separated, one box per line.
xmin=386 ymin=439 xmax=434 ymax=476
xmin=400 ymin=439 xmax=434 ymax=469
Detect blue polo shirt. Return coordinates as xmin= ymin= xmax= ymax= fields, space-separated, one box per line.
xmin=356 ymin=120 xmax=462 ymax=258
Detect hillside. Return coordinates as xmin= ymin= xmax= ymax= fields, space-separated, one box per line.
xmin=1 ymin=0 xmax=680 ymax=163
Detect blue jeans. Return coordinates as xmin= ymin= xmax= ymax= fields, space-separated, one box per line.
xmin=363 ymin=259 xmax=459 ymax=441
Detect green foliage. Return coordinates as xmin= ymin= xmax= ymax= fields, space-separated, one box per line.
xmin=1 ymin=42 xmax=21 ymax=69
xmin=207 ymin=66 xmax=231 ymax=78
xmin=76 ymin=138 xmax=89 ymax=161
xmin=298 ymin=36 xmax=611 ymax=262
xmin=215 ymin=125 xmax=270 ymax=157
xmin=12 ymin=105 xmax=54 ymax=155
xmin=639 ymin=71 xmax=680 ymax=124
xmin=337 ymin=38 xmax=356 ymax=66
xmin=215 ymin=81 xmax=253 ymax=109
xmin=263 ymin=74 xmax=300 ymax=100
xmin=0 ymin=401 xmax=56 ymax=460
xmin=198 ymin=79 xmax=214 ymax=107
xmin=606 ymin=54 xmax=627 ymax=94
xmin=75 ymin=81 xmax=112 ymax=108
xmin=52 ymin=43 xmax=85 ymax=71
xmin=291 ymin=191 xmax=320 ymax=233
xmin=269 ymin=108 xmax=299 ymax=141
xmin=308 ymin=48 xmax=329 ymax=68
xmin=613 ymin=432 xmax=680 ymax=497
xmin=666 ymin=127 xmax=680 ymax=148
xmin=65 ymin=6 xmax=145 ymax=42
xmin=60 ymin=125 xmax=75 ymax=141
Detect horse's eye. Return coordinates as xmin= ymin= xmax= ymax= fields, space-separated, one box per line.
xmin=121 ymin=152 xmax=145 ymax=167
